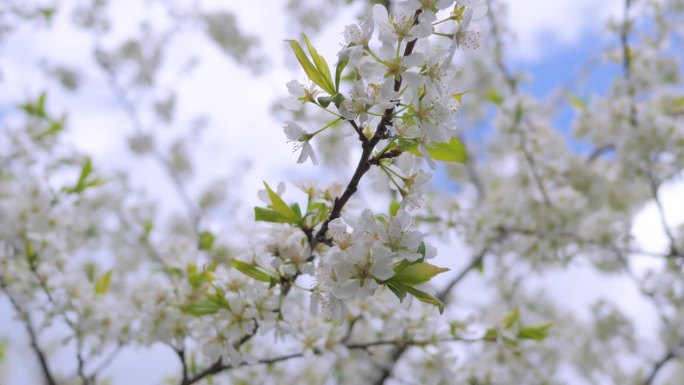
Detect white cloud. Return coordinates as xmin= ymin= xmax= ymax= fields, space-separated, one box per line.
xmin=503 ymin=0 xmax=623 ymax=61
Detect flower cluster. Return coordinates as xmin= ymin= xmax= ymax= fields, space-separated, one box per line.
xmin=316 ymin=209 xmax=435 ymax=313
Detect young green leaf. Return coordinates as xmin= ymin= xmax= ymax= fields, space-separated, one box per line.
xmin=389 ymin=200 xmax=400 ymax=217
xmin=254 ymin=207 xmax=295 ymax=223
xmin=182 ymin=299 xmax=223 ymax=316
xmin=392 ymin=259 xmax=412 ymax=273
xmin=503 ymin=307 xmax=520 ymax=329
xmin=334 ymin=53 xmax=349 ymax=92
xmin=0 ymin=338 xmax=7 ymax=363
xmin=485 ymin=88 xmax=504 ymax=105
xmin=25 ymin=238 xmax=38 ymax=265
xmin=518 ymin=323 xmax=553 ymax=341
xmin=262 ymin=182 xmax=300 ymax=223
xmin=303 ymin=34 xmax=334 ymax=93
xmin=95 ymin=270 xmax=113 ymax=295
xmin=231 ymin=259 xmax=277 ymax=285
xmin=406 ymin=138 xmax=467 ymax=164
xmin=402 ymin=284 xmax=445 ymax=314
xmin=198 ymin=231 xmax=216 ymax=251
xmin=286 ymin=38 xmax=335 ymax=95
xmin=416 ymin=242 xmax=426 ymax=260
xmin=63 ymin=158 xmax=103 ymax=194
xmin=385 ymin=281 xmax=407 ymax=301
xmin=388 ymin=262 xmax=449 ymax=286
xmin=317 ymin=95 xmax=335 ymax=108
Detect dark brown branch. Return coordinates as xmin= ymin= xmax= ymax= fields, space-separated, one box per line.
xmin=438 ymin=245 xmax=491 ymax=303
xmin=77 ymin=351 xmax=90 ymax=385
xmin=642 ymin=350 xmax=675 ymax=385
xmin=1 ymin=278 xmax=57 ymax=385
xmin=648 ymin=176 xmax=681 ymax=257
xmin=348 ymin=119 xmax=369 ymax=144
xmin=312 ymin=9 xmax=422 ymax=247
xmin=587 ymin=143 xmax=615 ymax=163
xmin=176 ymin=347 xmax=189 ymax=385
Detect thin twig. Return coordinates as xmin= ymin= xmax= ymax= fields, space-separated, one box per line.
xmin=101 ymin=62 xmax=202 ymax=232
xmin=86 ymin=344 xmax=123 ymax=382
xmin=486 ymin=0 xmax=552 ymax=207
xmin=587 ymin=143 xmax=615 ymax=163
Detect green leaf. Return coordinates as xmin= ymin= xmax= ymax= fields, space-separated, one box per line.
xmin=0 ymin=338 xmax=7 ymax=362
xmin=388 ymin=262 xmax=449 ymax=286
xmin=389 ymin=200 xmax=400 ymax=217
xmin=475 ymin=259 xmax=485 ymax=274
xmin=40 ymin=8 xmax=56 ymax=24
xmin=231 ymin=259 xmax=277 ymax=285
xmin=159 ymin=266 xmax=184 ymax=277
xmin=63 ymin=158 xmax=103 ymax=194
xmin=182 ymin=299 xmax=223 ymax=316
xmin=406 ymin=138 xmax=467 ymax=164
xmin=20 ymin=92 xmax=48 ymax=119
xmin=334 ymin=54 xmax=349 ymax=92
xmin=290 ymin=203 xmax=303 ymax=219
xmin=95 ymin=270 xmax=112 ymax=295
xmin=303 ymin=34 xmax=334 ymax=93
xmin=187 ymin=264 xmax=209 ymax=288
xmin=285 ymin=38 xmax=335 ymax=95
xmin=485 ymin=88 xmax=503 ymax=105
xmin=307 ymin=202 xmax=330 ymax=226
xmin=417 ymin=242 xmax=426 ymax=260
xmin=402 ymin=284 xmax=445 ymax=314
xmin=569 ymin=95 xmax=586 ymax=112
xmin=85 ymin=263 xmax=96 ymax=282
xmin=141 ymin=219 xmax=154 ymax=242
xmin=198 ymin=231 xmax=215 ymax=251
xmin=317 ymin=95 xmax=335 ymax=108
xmin=385 ymin=281 xmax=407 ymax=301
xmin=392 ymin=259 xmax=412 ymax=273
xmin=451 ymin=91 xmax=470 ymax=104
xmin=25 ymin=238 xmax=38 ymax=265
xmin=518 ymin=323 xmax=553 ymax=341
xmin=503 ymin=307 xmax=519 ymax=329
xmin=262 ymin=182 xmax=300 ymax=223
xmin=483 ymin=327 xmax=497 ymax=341
xmin=38 ymin=117 xmax=66 ymax=139
xmin=332 ymin=93 xmax=345 ymax=107
xmin=254 ymin=207 xmax=295 ymax=223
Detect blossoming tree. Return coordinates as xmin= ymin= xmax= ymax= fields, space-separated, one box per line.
xmin=1 ymin=0 xmax=684 ymax=384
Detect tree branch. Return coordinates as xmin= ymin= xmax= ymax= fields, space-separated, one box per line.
xmin=312 ymin=9 xmax=422 ymax=246
xmin=642 ymin=350 xmax=675 ymax=385
xmin=175 ymin=347 xmax=189 ymax=385
xmin=0 ymin=278 xmax=57 ymax=385
xmin=182 ymin=335 xmax=477 ymax=385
